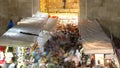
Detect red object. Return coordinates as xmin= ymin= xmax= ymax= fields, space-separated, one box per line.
xmin=0 ymin=46 xmax=5 ymax=64
xmin=0 ymin=60 xmax=4 ymax=64
xmin=0 ymin=46 xmax=6 ymax=51
xmin=52 ymin=16 xmax=58 ymax=19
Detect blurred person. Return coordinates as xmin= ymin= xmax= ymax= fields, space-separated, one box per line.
xmin=31 ymin=48 xmax=40 ymax=68
xmin=5 ymin=52 xmax=13 ymax=68
xmin=8 ymin=57 xmax=16 ymax=68
xmin=90 ymin=55 xmax=95 ymax=68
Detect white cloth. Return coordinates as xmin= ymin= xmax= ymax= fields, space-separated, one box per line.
xmin=75 ymin=49 xmax=81 ymax=62
xmin=8 ymin=63 xmax=15 ymax=68
xmin=31 ymin=63 xmax=39 ymax=68
xmin=37 ymin=31 xmax=51 ymax=52
xmin=5 ymin=52 xmax=13 ymax=63
xmin=44 ymin=18 xmax=58 ymax=31
xmin=32 ymin=11 xmax=48 ymax=19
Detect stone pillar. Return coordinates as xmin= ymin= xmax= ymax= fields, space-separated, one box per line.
xmin=80 ymin=0 xmax=87 ymax=19
xmin=32 ymin=0 xmax=40 ymax=14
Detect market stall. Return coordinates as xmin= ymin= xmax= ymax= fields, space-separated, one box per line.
xmin=17 ymin=12 xmax=49 ymax=28
xmin=0 ymin=11 xmax=84 ymax=68
xmin=79 ymin=20 xmax=116 ymax=67
xmin=18 ymin=12 xmax=58 ymax=32
xmin=79 ymin=20 xmax=114 ymax=54
xmin=0 ymin=25 xmax=40 ymax=47
xmin=0 ymin=12 xmax=60 ymax=68
xmin=0 ymin=12 xmax=58 ymax=47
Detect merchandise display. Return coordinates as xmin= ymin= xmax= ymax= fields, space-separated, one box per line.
xmin=0 ymin=11 xmax=118 ymax=68
xmin=14 ymin=21 xmax=83 ymax=68
xmin=34 ymin=23 xmax=82 ymax=68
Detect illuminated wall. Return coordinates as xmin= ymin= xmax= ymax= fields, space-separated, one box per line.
xmin=40 ymin=0 xmax=79 ymax=13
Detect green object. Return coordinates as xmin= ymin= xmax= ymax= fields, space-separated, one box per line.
xmin=46 ymin=63 xmax=55 ymax=68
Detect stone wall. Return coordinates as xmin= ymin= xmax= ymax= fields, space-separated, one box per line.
xmin=80 ymin=0 xmax=120 ymax=47
xmin=79 ymin=0 xmax=87 ymax=19
xmin=0 ymin=0 xmax=33 ymax=36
